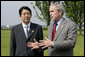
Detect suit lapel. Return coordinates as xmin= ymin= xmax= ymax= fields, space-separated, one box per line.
xmin=48 ymin=20 xmax=54 ymax=40
xmin=18 ymin=23 xmax=27 ymax=41
xmin=53 ymin=18 xmax=66 ymax=41
xmin=27 ymin=23 xmax=35 ymax=40
xmin=18 ymin=23 xmax=35 ymax=42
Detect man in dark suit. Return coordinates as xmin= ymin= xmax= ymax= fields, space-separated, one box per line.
xmin=39 ymin=3 xmax=77 ymax=56
xmin=10 ymin=6 xmax=43 ymax=56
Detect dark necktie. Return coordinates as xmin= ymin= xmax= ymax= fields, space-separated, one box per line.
xmin=52 ymin=21 xmax=58 ymax=41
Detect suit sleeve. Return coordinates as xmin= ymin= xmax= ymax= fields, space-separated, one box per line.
xmin=10 ymin=27 xmax=16 ymax=56
xmin=38 ymin=26 xmax=43 ymax=41
xmin=36 ymin=25 xmax=44 ymax=55
xmin=53 ymin=23 xmax=77 ymax=50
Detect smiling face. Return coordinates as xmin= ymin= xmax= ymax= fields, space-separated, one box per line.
xmin=49 ymin=5 xmax=63 ymax=21
xmin=20 ymin=9 xmax=31 ymax=25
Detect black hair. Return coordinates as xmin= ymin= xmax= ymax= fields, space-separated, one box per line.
xmin=19 ymin=6 xmax=32 ymax=16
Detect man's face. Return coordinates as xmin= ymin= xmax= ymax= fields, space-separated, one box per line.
xmin=20 ymin=9 xmax=31 ymax=24
xmin=49 ymin=6 xmax=61 ymax=21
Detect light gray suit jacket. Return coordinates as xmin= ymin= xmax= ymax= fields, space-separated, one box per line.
xmin=47 ymin=18 xmax=77 ymax=56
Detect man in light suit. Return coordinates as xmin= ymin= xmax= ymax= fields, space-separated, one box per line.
xmin=10 ymin=6 xmax=43 ymax=56
xmin=39 ymin=3 xmax=77 ymax=56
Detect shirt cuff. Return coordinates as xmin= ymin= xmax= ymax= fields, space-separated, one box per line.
xmin=51 ymin=41 xmax=54 ymax=48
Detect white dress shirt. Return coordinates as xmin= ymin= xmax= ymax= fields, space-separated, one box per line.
xmin=56 ymin=17 xmax=64 ymax=31
xmin=22 ymin=22 xmax=31 ymax=38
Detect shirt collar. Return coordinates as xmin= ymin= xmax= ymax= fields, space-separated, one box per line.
xmin=22 ymin=22 xmax=31 ymax=28
xmin=57 ymin=17 xmax=63 ymax=25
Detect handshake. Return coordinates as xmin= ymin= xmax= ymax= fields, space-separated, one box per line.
xmin=27 ymin=38 xmax=53 ymax=50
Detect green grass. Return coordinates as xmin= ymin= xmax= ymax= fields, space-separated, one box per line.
xmin=74 ymin=35 xmax=84 ymax=56
xmin=1 ymin=30 xmax=10 ymax=56
xmin=1 ymin=29 xmax=84 ymax=56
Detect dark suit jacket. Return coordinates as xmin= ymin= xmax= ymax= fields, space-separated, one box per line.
xmin=10 ymin=22 xmax=43 ymax=56
xmin=48 ymin=18 xmax=77 ymax=56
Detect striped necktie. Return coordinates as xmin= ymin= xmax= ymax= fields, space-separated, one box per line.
xmin=25 ymin=26 xmax=29 ymax=38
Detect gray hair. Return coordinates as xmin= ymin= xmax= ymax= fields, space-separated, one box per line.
xmin=50 ymin=2 xmax=65 ymax=14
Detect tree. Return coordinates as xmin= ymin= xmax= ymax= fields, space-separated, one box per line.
xmin=63 ymin=1 xmax=84 ymax=36
xmin=33 ymin=1 xmax=60 ymax=26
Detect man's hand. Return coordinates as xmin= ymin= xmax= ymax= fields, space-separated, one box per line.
xmin=27 ymin=39 xmax=39 ymax=50
xmin=39 ymin=38 xmax=53 ymax=49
